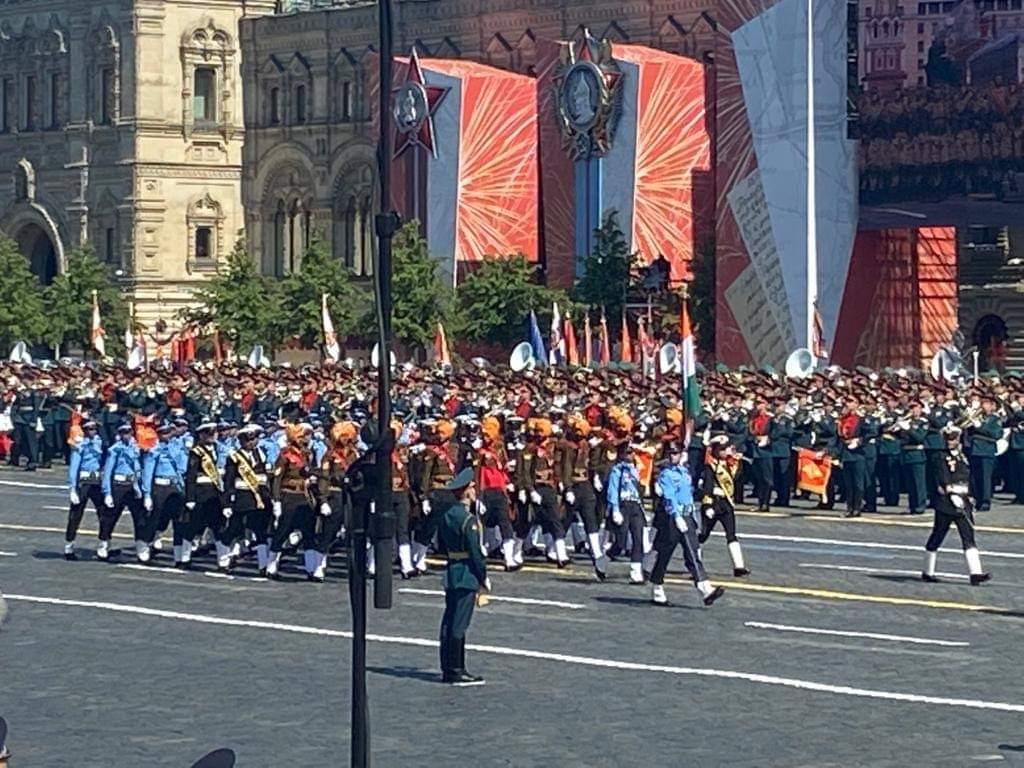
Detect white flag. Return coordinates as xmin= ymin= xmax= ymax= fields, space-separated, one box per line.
xmin=91 ymin=290 xmax=106 ymax=358
xmin=322 ymin=293 xmax=340 ymax=362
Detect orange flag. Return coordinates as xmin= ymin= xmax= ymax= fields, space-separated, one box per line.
xmin=620 ymin=309 xmax=633 ymax=363
xmin=564 ymin=313 xmax=579 ymax=366
xmin=434 ymin=321 xmax=451 ymax=366
xmin=796 ymin=448 xmax=833 ymax=500
xmin=599 ymin=309 xmax=611 ymax=365
xmin=583 ymin=314 xmax=593 ymax=368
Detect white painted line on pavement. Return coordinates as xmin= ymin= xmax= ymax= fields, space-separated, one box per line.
xmin=0 ymin=550 xmax=17 ymax=557
xmin=116 ymin=563 xmax=187 ymax=576
xmin=710 ymin=531 xmax=1024 ymax=560
xmin=798 ymin=562 xmax=970 ymax=581
xmin=398 ymin=588 xmax=585 ymax=610
xmin=0 ymin=523 xmax=133 ymax=540
xmin=744 ymin=621 xmax=970 ymax=647
xmin=0 ymin=479 xmax=66 ymax=491
xmin=203 ymin=571 xmax=267 ymax=583
xmin=6 ymin=592 xmax=1020 ymax=713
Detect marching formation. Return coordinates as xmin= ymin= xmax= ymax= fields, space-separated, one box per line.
xmin=3 ymin=356 xmax=1006 ymax=604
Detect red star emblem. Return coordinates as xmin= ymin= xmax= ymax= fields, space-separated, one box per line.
xmin=393 ymin=50 xmax=449 ymax=159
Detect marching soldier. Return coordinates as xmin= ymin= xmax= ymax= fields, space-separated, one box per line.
xmin=410 ymin=419 xmax=459 ymax=573
xmin=64 ymin=421 xmax=106 ymax=561
xmin=748 ymin=398 xmax=773 ymax=512
xmin=437 ymin=467 xmax=489 ymax=686
xmin=837 ymin=397 xmax=867 ymax=518
xmin=921 ymin=424 xmax=990 ymax=585
xmin=697 ymin=435 xmax=750 ymax=577
xmin=267 ymin=424 xmax=316 ymax=581
xmin=606 ymin=441 xmax=645 ymax=583
xmin=771 ymin=401 xmax=794 ymax=507
xmin=186 ymin=423 xmax=227 ymax=570
xmin=12 ymin=383 xmax=43 ymax=470
xmin=649 ymin=441 xmax=725 ymax=606
xmin=558 ymin=413 xmax=606 ymax=579
xmin=101 ymin=423 xmax=144 ymax=563
xmin=311 ymin=421 xmax=359 ymax=582
xmin=475 ymin=415 xmax=519 ymax=572
xmin=221 ymin=424 xmax=270 ymax=575
xmin=142 ymin=423 xmax=189 ymax=567
xmin=516 ymin=417 xmax=571 ymax=567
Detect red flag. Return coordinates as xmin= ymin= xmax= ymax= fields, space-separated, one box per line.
xmin=583 ymin=314 xmax=593 ymax=368
xmin=620 ymin=309 xmax=633 ymax=363
xmin=599 ymin=309 xmax=611 ymax=365
xmin=564 ymin=313 xmax=579 ymax=366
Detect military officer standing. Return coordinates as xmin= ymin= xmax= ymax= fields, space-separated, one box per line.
xmin=438 ymin=468 xmax=489 ymax=686
xmin=1007 ymin=393 xmax=1024 ymax=504
xmin=898 ymin=401 xmax=928 ymax=514
xmin=770 ymin=401 xmax=794 ymax=507
xmin=876 ymin=398 xmax=902 ymax=508
xmin=969 ymin=395 xmax=1002 ymax=512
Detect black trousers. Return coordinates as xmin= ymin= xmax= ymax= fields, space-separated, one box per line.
xmin=751 ymin=456 xmax=772 ymax=507
xmin=534 ymin=485 xmax=565 ymax=539
xmin=439 ymin=587 xmax=476 ymax=675
xmin=772 ymin=455 xmax=791 ymax=506
xmin=1009 ymin=450 xmax=1024 ymax=501
xmin=877 ymin=453 xmax=901 ymax=506
xmin=314 ymin=490 xmax=347 ymax=553
xmin=414 ymin=489 xmax=457 ymax=548
xmin=151 ymin=484 xmax=184 ymax=544
xmin=481 ymin=488 xmax=513 ymax=540
xmin=393 ymin=491 xmax=412 ymax=545
xmin=863 ymin=453 xmax=878 ymax=511
xmin=567 ymin=482 xmax=599 ymax=534
xmin=650 ymin=510 xmax=707 ymax=585
xmin=271 ymin=492 xmax=314 ymax=552
xmin=925 ymin=510 xmax=977 ymax=551
xmin=238 ymin=488 xmax=272 ymax=542
xmin=970 ymin=455 xmax=995 ymax=509
xmin=65 ymin=482 xmax=104 ymax=542
xmin=842 ymin=460 xmax=866 ymax=513
xmin=925 ymin=450 xmax=942 ymax=508
xmin=15 ymin=423 xmax=39 ymax=468
xmin=107 ymin=481 xmax=144 ymax=542
xmin=699 ymin=499 xmax=737 ymax=543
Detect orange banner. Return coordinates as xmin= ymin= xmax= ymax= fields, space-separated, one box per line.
xmin=796 ymin=448 xmax=832 ymax=500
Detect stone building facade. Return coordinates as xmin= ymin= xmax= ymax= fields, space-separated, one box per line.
xmin=0 ymin=0 xmax=275 ymax=330
xmin=239 ymin=0 xmax=717 ymax=279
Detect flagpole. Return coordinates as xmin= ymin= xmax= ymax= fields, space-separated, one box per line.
xmin=806 ymin=0 xmax=818 ymax=353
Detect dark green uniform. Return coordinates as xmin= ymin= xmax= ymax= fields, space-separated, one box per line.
xmin=876 ymin=415 xmax=902 ymax=506
xmin=924 ymin=408 xmax=948 ymax=508
xmin=438 ymin=500 xmax=487 ymax=681
xmin=970 ymin=414 xmax=1002 ymax=511
xmin=771 ymin=415 xmax=794 ymax=507
xmin=1007 ymin=408 xmax=1024 ymax=503
xmin=900 ymin=417 xmax=928 ymax=514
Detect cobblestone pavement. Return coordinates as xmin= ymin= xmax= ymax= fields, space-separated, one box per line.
xmin=2 ymin=467 xmax=1024 ymax=767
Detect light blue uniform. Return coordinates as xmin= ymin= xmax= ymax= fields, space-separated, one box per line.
xmin=655 ymin=463 xmax=697 ymax=523
xmin=69 ymin=435 xmax=104 ymax=488
xmin=606 ymin=460 xmax=642 ymax=515
xmin=102 ymin=440 xmax=142 ymax=497
xmin=142 ymin=440 xmax=187 ymax=497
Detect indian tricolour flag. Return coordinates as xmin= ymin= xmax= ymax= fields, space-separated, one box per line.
xmin=680 ymin=296 xmax=701 ymax=417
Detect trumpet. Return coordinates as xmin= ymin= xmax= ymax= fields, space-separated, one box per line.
xmin=956 ymin=407 xmax=982 ymax=429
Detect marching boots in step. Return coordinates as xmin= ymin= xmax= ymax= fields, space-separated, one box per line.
xmin=965 ymin=547 xmax=991 ymax=586
xmin=728 ymin=540 xmax=750 ymax=577
xmin=921 ymin=550 xmax=938 ymax=582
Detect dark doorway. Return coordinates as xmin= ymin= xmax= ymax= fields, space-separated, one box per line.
xmin=15 ymin=223 xmax=57 ymax=285
xmin=973 ymin=313 xmax=1008 ymax=373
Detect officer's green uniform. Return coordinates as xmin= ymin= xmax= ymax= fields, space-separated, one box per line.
xmin=437 ymin=470 xmax=487 ymax=683
xmin=900 ymin=416 xmax=928 ymax=514
xmin=970 ymin=412 xmax=1002 ymax=511
xmin=924 ymin=407 xmax=948 ymax=508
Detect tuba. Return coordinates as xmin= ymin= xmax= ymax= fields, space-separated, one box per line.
xmin=785 ymin=348 xmax=815 ymax=379
xmin=509 ymin=342 xmax=536 ymax=373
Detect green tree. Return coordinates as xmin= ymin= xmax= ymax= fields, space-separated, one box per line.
xmin=280 ymin=234 xmax=364 ymax=349
xmin=43 ymin=245 xmax=127 ymax=356
xmin=455 ymin=254 xmax=574 ymax=348
xmin=179 ymin=237 xmax=286 ymax=351
xmin=689 ymin=235 xmax=716 ymax=355
xmin=573 ymin=211 xmax=637 ymax=324
xmin=385 ymin=221 xmax=453 ymax=353
xmin=0 ymin=234 xmax=47 ymax=351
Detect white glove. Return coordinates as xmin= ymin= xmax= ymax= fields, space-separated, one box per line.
xmin=104 ymin=494 xmax=114 ymax=508
xmin=592 ymin=475 xmax=603 ymax=492
xmin=506 ymin=483 xmax=515 ymax=494
xmin=421 ymin=499 xmax=432 ymax=515
xmin=713 ymin=487 xmax=725 ymax=497
xmin=69 ymin=489 xmax=80 ymax=506
xmin=272 ymin=501 xmax=283 ymax=519
xmin=483 ymin=577 xmax=492 ymax=593
xmin=185 ymin=501 xmax=196 ymax=511
xmin=951 ymin=495 xmax=964 ymax=509
xmin=530 ymin=489 xmax=542 ymax=505
xmin=320 ymin=502 xmax=332 ymax=517
xmin=222 ymin=507 xmax=233 ymax=519
xmin=654 ymin=484 xmax=663 ymax=498
xmin=518 ymin=489 xmax=527 ymax=504
xmin=706 ymin=506 xmax=716 ymax=520
xmin=674 ymin=515 xmax=687 ymax=534
xmin=143 ymin=495 xmax=153 ymax=512
xmin=612 ymin=509 xmax=624 ymax=526
xmin=565 ymin=491 xmax=575 ymax=506
xmin=471 ymin=438 xmax=483 ymax=451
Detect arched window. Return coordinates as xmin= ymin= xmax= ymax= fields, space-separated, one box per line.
xmin=295 ymin=84 xmax=306 ymax=123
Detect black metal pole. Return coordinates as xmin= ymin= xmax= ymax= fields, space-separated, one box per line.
xmin=349 ymin=497 xmax=369 ymax=768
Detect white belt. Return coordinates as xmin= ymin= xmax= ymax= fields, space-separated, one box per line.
xmin=196 ymin=476 xmax=215 ymax=485
xmin=235 ymin=477 xmax=267 ymax=490
xmin=113 ymin=474 xmax=135 ymax=483
xmin=154 ymin=477 xmax=173 ymax=486
xmin=950 ymin=484 xmax=969 ymax=495
xmin=106 ymin=404 xmax=118 ymax=412
xmin=79 ymin=471 xmax=99 ymax=480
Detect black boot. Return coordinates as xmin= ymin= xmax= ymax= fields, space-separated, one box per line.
xmin=448 ymin=638 xmax=484 ymax=686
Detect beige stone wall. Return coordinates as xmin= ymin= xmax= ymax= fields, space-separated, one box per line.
xmin=0 ymin=0 xmax=274 ymax=335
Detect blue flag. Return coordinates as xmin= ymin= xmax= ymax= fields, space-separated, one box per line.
xmin=528 ymin=310 xmax=548 ymax=368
